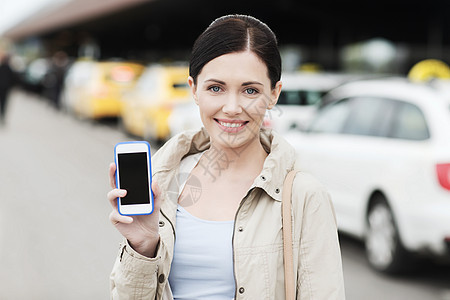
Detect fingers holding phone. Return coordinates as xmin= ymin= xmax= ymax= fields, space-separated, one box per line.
xmin=107 ymin=141 xmax=161 ymax=257
xmin=107 ymin=188 xmax=132 ymax=224
xmin=107 ymin=181 xmax=161 ymax=227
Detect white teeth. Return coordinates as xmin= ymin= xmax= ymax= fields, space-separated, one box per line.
xmin=219 ymin=121 xmax=244 ymax=128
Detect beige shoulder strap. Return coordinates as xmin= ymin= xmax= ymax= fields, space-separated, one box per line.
xmin=282 ymin=170 xmax=297 ymax=300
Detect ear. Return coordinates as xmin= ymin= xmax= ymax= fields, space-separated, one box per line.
xmin=267 ymin=81 xmax=282 ymax=110
xmin=188 ymin=76 xmax=198 ymax=105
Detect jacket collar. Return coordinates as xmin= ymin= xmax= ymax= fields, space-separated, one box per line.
xmin=152 ymin=127 xmax=297 ymax=204
xmin=256 ymin=128 xmax=297 ymax=201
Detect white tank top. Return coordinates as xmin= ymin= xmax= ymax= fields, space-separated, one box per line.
xmin=168 ymin=152 xmax=236 ymax=300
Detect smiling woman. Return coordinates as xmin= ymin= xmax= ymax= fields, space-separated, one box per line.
xmin=108 ymin=14 xmax=345 ymax=300
xmin=189 ymin=50 xmax=280 ymax=151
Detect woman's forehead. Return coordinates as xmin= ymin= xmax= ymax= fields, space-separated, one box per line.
xmin=198 ymin=51 xmax=270 ymax=84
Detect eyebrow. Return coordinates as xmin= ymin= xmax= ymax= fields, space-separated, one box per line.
xmin=205 ymin=79 xmax=226 ymax=85
xmin=204 ymin=79 xmax=264 ymax=86
xmin=242 ymin=81 xmax=264 ymax=86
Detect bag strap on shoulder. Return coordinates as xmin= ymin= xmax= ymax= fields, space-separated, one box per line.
xmin=282 ymin=170 xmax=298 ymax=300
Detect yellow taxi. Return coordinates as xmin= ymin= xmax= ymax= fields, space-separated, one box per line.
xmin=62 ymin=59 xmax=145 ymax=119
xmin=120 ymin=64 xmax=192 ymax=142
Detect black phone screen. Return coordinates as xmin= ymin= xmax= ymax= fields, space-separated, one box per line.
xmin=117 ymin=152 xmax=150 ymax=205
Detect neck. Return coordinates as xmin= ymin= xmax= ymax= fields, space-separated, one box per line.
xmin=203 ymin=136 xmax=268 ymax=181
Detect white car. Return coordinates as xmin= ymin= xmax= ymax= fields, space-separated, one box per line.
xmin=265 ymin=72 xmax=362 ymax=134
xmin=168 ymin=101 xmax=203 ymax=137
xmin=284 ymin=78 xmax=450 ymax=273
xmin=60 ymin=60 xmax=95 ymax=114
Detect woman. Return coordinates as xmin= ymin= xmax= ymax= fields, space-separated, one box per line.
xmin=108 ymin=14 xmax=345 ymax=299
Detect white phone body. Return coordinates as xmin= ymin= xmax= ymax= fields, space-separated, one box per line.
xmin=114 ymin=141 xmax=154 ymax=215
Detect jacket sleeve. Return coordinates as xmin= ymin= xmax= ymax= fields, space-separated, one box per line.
xmin=294 ymin=174 xmax=346 ymax=300
xmin=110 ymin=239 xmax=172 ymax=300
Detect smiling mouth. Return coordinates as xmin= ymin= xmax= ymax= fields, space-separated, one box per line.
xmin=215 ymin=119 xmax=249 ymax=128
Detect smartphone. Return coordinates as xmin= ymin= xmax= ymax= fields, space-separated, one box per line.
xmin=114 ymin=141 xmax=154 ymax=215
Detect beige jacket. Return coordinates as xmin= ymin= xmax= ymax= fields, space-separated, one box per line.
xmin=110 ymin=128 xmax=345 ymax=300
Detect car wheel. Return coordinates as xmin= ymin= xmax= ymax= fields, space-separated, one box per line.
xmin=365 ymin=196 xmax=410 ymax=273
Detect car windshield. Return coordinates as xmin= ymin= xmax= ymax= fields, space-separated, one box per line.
xmin=172 ymin=82 xmax=189 ymax=89
xmin=277 ymin=90 xmax=324 ymax=106
xmin=390 ymin=101 xmax=430 ymax=140
xmin=308 ymin=99 xmax=352 ymax=133
xmin=136 ymin=69 xmax=160 ymax=93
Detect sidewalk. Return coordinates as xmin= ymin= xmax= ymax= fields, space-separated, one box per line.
xmin=0 ymin=90 xmax=131 ymax=299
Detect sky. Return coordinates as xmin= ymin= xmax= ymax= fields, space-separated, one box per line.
xmin=0 ymin=0 xmax=66 ymax=36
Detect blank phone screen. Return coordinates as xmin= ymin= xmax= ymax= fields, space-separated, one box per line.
xmin=118 ymin=152 xmax=150 ymax=205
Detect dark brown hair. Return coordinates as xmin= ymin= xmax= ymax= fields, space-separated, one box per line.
xmin=189 ymin=14 xmax=282 ymax=89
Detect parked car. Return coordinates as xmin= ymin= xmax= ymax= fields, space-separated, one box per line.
xmin=120 ymin=64 xmax=191 ymax=142
xmin=61 ymin=59 xmax=145 ymax=119
xmin=284 ymin=78 xmax=450 ymax=273
xmin=168 ymin=101 xmax=203 ymax=138
xmin=20 ymin=57 xmax=51 ymax=94
xmin=265 ymin=71 xmax=362 ymax=134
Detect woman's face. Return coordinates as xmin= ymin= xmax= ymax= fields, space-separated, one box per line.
xmin=188 ymin=51 xmax=282 ymax=151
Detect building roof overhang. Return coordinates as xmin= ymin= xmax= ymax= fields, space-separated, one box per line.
xmin=4 ymin=0 xmax=151 ymax=40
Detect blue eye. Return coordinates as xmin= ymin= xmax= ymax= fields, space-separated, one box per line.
xmin=210 ymin=86 xmax=221 ymax=92
xmin=245 ymin=88 xmax=258 ymax=95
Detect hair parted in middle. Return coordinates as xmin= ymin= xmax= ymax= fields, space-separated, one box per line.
xmin=189 ymin=14 xmax=282 ymax=89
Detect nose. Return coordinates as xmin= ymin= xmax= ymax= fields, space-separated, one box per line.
xmin=222 ymin=94 xmax=243 ymax=116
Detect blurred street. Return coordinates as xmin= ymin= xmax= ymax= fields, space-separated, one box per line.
xmin=0 ymin=89 xmax=449 ymax=300
xmin=0 ymin=89 xmax=130 ymax=299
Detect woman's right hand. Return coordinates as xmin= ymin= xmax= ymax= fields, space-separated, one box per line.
xmin=107 ymin=162 xmax=162 ymax=258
